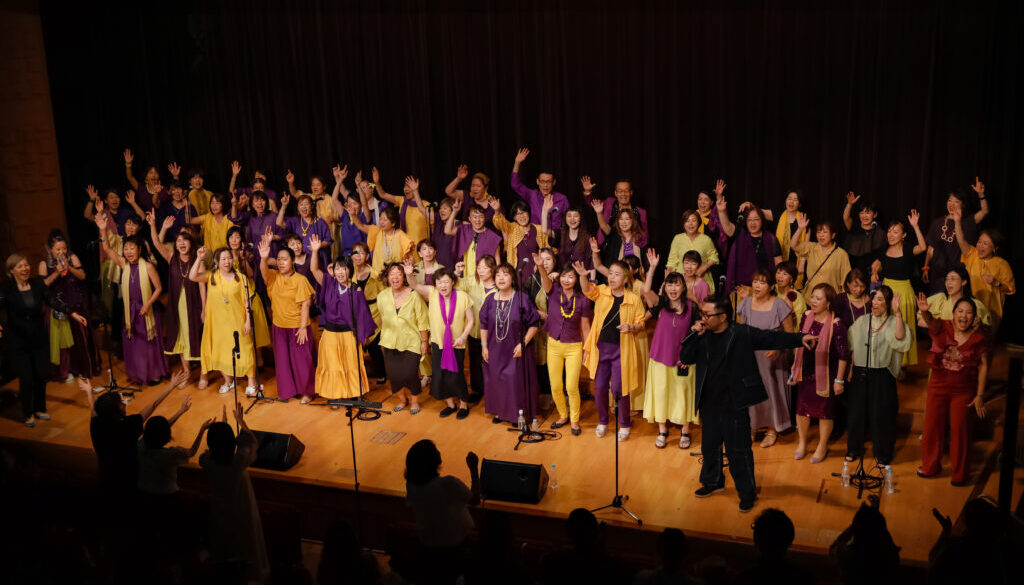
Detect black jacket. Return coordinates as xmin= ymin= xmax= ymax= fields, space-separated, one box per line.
xmin=0 ymin=277 xmax=70 ymax=352
xmin=679 ymin=323 xmax=805 ymax=411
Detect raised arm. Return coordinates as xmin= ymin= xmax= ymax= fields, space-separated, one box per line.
xmin=951 ymin=207 xmax=970 ymax=257
xmin=257 ymin=233 xmax=273 ymax=285
xmin=285 ymin=169 xmax=299 ymax=198
xmin=446 ymin=165 xmax=469 ymax=199
xmin=188 ymin=247 xmax=209 ymax=282
xmin=165 ymin=390 xmax=192 ymax=427
xmin=641 ymin=249 xmax=660 ymax=307
xmin=589 ymin=237 xmax=609 ymax=278
xmin=228 ymin=160 xmax=241 ymax=194
xmin=308 ymin=234 xmax=326 ymax=286
xmin=533 ymin=252 xmax=553 ymax=294
xmin=124 ymin=189 xmax=146 ymax=218
xmin=404 ymin=259 xmax=433 ymax=298
xmin=406 ymin=176 xmax=431 ymax=232
xmin=842 ymin=191 xmax=859 ymax=231
xmin=330 ymin=164 xmax=350 ymax=217
xmin=589 ymin=197 xmax=612 ymax=235
xmin=574 ymin=261 xmax=593 ymax=296
xmin=717 ymin=197 xmax=736 ymax=237
xmin=77 ymin=378 xmax=98 ymax=416
xmin=371 ymin=167 xmax=401 ymax=205
xmin=970 ymin=177 xmax=989 ymax=224
xmin=907 ymin=209 xmax=927 ymax=255
xmin=444 ymin=199 xmax=462 ymax=236
xmin=185 ymin=419 xmax=214 ymax=459
xmin=275 ymin=193 xmax=291 ymax=227
xmin=916 ymin=292 xmax=937 ymax=329
xmin=790 ymin=213 xmax=810 ymax=253
xmin=138 ymin=371 xmax=187 ymax=423
xmin=83 ymin=184 xmax=101 ymax=221
xmin=123 ymin=149 xmax=139 ymax=190
xmin=148 ymin=212 xmax=175 ymax=262
xmin=95 ymin=216 xmax=126 ymax=269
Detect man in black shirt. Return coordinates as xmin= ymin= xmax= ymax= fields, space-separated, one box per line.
xmin=680 ymin=296 xmax=816 ymax=512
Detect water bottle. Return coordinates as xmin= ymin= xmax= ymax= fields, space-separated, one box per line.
xmin=884 ymin=467 xmax=895 ymax=494
xmin=841 ymin=461 xmax=850 ymax=487
xmin=531 ymin=417 xmax=540 ymax=432
xmin=517 ymin=409 xmax=526 ymax=432
xmin=549 ymin=464 xmax=558 ymax=489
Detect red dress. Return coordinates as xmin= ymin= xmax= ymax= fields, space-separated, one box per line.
xmin=920 ymin=321 xmax=987 ymax=482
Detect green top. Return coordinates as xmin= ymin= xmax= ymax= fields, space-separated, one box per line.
xmin=848 ymin=312 xmax=912 ymax=379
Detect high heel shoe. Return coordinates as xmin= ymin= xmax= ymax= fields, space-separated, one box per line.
xmin=810 ymin=447 xmax=830 ymax=464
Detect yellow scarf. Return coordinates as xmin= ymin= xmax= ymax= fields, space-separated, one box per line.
xmin=775 ymin=209 xmax=807 ymax=261
xmin=121 ymin=259 xmax=157 ymax=340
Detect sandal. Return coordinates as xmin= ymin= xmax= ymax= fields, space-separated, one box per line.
xmin=679 ymin=432 xmax=692 ymax=449
xmin=197 ymin=378 xmax=209 ymax=390
xmin=759 ymin=430 xmax=777 ymax=448
xmin=655 ymin=432 xmax=668 ymax=449
xmin=300 ymin=395 xmax=312 ymax=405
xmin=595 ymin=425 xmax=608 ymax=438
xmin=617 ymin=428 xmax=631 ymax=442
xmin=393 ymin=403 xmax=407 ymax=412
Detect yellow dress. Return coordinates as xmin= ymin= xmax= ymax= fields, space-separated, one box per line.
xmin=366 ymin=225 xmax=415 ymax=272
xmin=962 ymin=246 xmax=1015 ymax=330
xmin=392 ymin=196 xmax=430 ymax=246
xmin=199 ymin=213 xmax=235 ymax=250
xmin=201 ymin=272 xmax=254 ymax=377
xmin=231 ymin=258 xmax=271 ymax=347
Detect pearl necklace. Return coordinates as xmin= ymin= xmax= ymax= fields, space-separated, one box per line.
xmin=494 ymin=292 xmax=514 ymax=342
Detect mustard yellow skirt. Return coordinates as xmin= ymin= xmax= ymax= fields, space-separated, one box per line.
xmin=883 ymin=278 xmax=918 ymax=366
xmin=316 ymin=330 xmax=369 ymax=399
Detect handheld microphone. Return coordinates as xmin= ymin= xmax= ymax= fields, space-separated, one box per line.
xmin=233 ymin=331 xmax=240 ymax=355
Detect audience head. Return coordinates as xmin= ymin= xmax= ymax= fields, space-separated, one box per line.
xmin=94 ymin=391 xmax=126 ymax=421
xmin=404 ymin=439 xmax=442 ymax=486
xmin=206 ymin=421 xmax=237 ymax=465
xmin=752 ymin=508 xmax=795 ymax=559
xmin=142 ymin=416 xmax=172 ymax=449
xmin=566 ymin=508 xmax=600 ymax=550
xmin=656 ymin=528 xmax=689 ymax=572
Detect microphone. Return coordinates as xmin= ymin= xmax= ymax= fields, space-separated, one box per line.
xmin=233 ymin=331 xmax=240 ymax=355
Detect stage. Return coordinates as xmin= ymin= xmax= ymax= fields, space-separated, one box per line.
xmin=1 ymin=346 xmax=1021 ymax=566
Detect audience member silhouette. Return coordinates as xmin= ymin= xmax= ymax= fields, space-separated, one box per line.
xmin=928 ymin=496 xmax=1011 ymax=585
xmin=830 ymin=501 xmax=900 ymax=585
xmin=460 ymin=510 xmax=529 ymax=585
xmin=317 ymin=519 xmax=382 ymax=585
xmin=633 ymin=528 xmax=704 ymax=585
xmin=733 ymin=508 xmax=806 ymax=584
xmin=540 ymin=508 xmax=624 ymax=584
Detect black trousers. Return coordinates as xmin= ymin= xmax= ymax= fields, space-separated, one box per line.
xmin=467 ymin=336 xmax=485 ymax=396
xmin=12 ymin=347 xmax=48 ymax=418
xmin=699 ymin=406 xmax=757 ymax=501
xmin=846 ymin=366 xmax=899 ymax=465
xmin=366 ymin=335 xmax=386 ymax=378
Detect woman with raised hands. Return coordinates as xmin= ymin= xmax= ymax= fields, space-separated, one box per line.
xmin=556 ymin=206 xmax=593 ymax=274
xmin=667 ymin=209 xmax=719 ymax=294
xmin=535 ymin=254 xmax=592 ymax=436
xmin=842 ymin=192 xmax=887 ymax=277
xmin=871 ymin=210 xmax=926 ymax=370
xmin=923 ymin=178 xmax=990 ymax=295
xmin=369 ymin=169 xmax=431 ymax=245
xmin=122 ymin=148 xmax=167 ymax=213
xmin=489 ymin=196 xmax=549 ymax=287
xmin=39 ymin=228 xmax=100 ymax=382
xmin=276 ymin=192 xmax=334 ymax=270
xmin=720 ymin=199 xmax=783 ymax=296
xmin=427 ymin=197 xmax=458 ymax=269
xmin=285 ymin=169 xmax=338 ymax=226
xmin=749 ymin=190 xmax=809 ymax=264
xmin=789 ymin=214 xmax=852 ymax=304
xmin=147 ymin=212 xmax=205 ymax=381
xmin=351 ymin=203 xmax=415 ymax=273
xmin=97 ymin=214 xmax=169 ymax=386
xmin=590 ymin=203 xmax=644 ymax=279
xmin=951 ymin=206 xmax=1014 ymax=332
xmin=309 ymin=242 xmax=376 ymax=404
xmin=917 ymin=292 xmax=988 ymax=485
xmin=377 ymin=261 xmax=429 ymax=414
xmin=260 ymin=233 xmax=316 ymax=403
xmin=641 ymin=250 xmax=700 ymax=449
xmin=845 ymin=286 xmax=910 ymax=469
xmin=444 ymin=198 xmax=503 ymax=282
xmin=920 ymin=264 xmax=990 ymax=328
xmin=445 ymin=164 xmax=496 ymax=225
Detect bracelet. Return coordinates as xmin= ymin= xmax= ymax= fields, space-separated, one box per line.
xmin=834 ymin=378 xmax=846 ymax=385
xmin=978 ymin=195 xmax=986 ymax=200
xmin=480 ymin=341 xmax=488 ymax=348
xmin=921 ymin=266 xmax=930 ymax=272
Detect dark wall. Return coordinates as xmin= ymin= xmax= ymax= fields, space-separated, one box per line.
xmin=39 ymin=0 xmax=1024 ymax=259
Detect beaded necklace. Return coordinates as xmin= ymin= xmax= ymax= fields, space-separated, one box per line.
xmin=494 ymin=290 xmax=514 ymax=341
xmin=559 ymin=290 xmax=576 ymax=319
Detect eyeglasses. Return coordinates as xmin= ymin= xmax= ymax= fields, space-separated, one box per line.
xmin=700 ymin=311 xmax=726 ymax=318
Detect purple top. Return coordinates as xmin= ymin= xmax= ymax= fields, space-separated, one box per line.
xmin=431 ymin=215 xmax=458 ymax=269
xmin=648 ymin=302 xmax=696 ymax=366
xmin=510 ymin=172 xmax=570 ymax=231
xmin=244 ymin=213 xmax=281 ymax=249
xmin=135 ymin=187 xmax=166 ymax=213
xmin=156 ymin=201 xmax=198 ymax=242
xmin=479 ymin=291 xmax=541 ymax=343
xmin=107 ymin=205 xmax=133 ymax=236
xmin=557 ymin=231 xmax=593 ymax=270
xmin=456 ymin=197 xmax=497 ymax=226
xmin=454 ymin=223 xmax=502 ymax=260
xmin=726 ymin=230 xmax=781 ymax=293
xmin=514 ymin=224 xmax=542 ymax=284
xmin=583 ymin=194 xmax=650 ymax=248
xmin=339 ymin=211 xmax=368 ymax=254
xmin=318 ymin=280 xmax=376 ymax=344
xmin=835 ymin=293 xmax=868 ymax=329
xmin=284 ymin=216 xmax=333 ymax=268
xmin=544 ymin=288 xmax=593 ymax=343
xmin=235 ymin=187 xmax=280 ymax=205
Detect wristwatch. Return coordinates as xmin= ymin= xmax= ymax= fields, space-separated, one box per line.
xmin=834 ymin=378 xmax=846 ymax=385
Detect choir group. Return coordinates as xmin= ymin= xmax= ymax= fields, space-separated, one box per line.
xmin=2 ymin=147 xmax=1016 ymax=486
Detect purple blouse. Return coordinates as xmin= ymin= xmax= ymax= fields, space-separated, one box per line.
xmin=284 ymin=216 xmax=333 ymax=268
xmin=726 ymin=230 xmax=781 ymax=293
xmin=156 ymin=200 xmax=198 ymax=242
xmin=649 ymin=303 xmax=696 ymax=366
xmin=431 ymin=216 xmax=458 ymax=269
xmin=510 ymin=172 xmax=570 ymax=231
xmin=318 ymin=280 xmax=376 ymax=344
xmin=454 ymin=223 xmax=502 ymax=260
xmin=544 ymin=289 xmax=593 ymax=343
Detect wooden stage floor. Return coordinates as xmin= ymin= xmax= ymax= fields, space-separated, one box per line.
xmin=1 ymin=347 xmax=1019 ymax=565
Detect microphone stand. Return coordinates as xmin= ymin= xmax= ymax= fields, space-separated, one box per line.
xmin=335 ymin=397 xmax=387 ymax=541
xmin=232 ymin=331 xmax=240 ymax=433
xmin=832 ymin=311 xmax=883 ymax=497
xmin=506 ymin=280 xmax=555 ymax=450
xmin=591 ymin=388 xmax=641 ymax=524
xmin=87 ymin=240 xmax=139 ymax=401
xmin=243 ymin=269 xmax=273 ymax=413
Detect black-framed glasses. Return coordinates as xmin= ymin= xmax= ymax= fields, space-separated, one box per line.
xmin=700 ymin=311 xmax=726 ymax=318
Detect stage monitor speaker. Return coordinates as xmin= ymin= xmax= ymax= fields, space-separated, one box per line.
xmin=251 ymin=430 xmax=305 ymax=471
xmin=480 ymin=459 xmax=549 ymax=504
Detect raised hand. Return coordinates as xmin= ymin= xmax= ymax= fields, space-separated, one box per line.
xmin=170 ymin=368 xmax=189 ymax=392
xmin=971 ymin=176 xmax=985 ymax=196
xmin=285 ymin=169 xmax=295 ymax=184
xmin=178 ymin=393 xmax=193 ymax=414
xmin=451 ymin=198 xmax=462 ymax=213
xmin=280 ymin=193 xmax=291 ymax=208
xmin=531 ymin=252 xmax=544 ymax=268
xmin=196 ymin=246 xmax=208 ymax=261
xmin=94 ymin=212 xmax=109 ymax=233
xmin=907 ymin=209 xmax=920 ymax=227
xmin=230 ymin=161 xmax=241 ymax=177
xmin=403 ymin=257 xmax=415 ymax=275
xmin=716 ymin=197 xmax=728 ymax=213
xmin=891 ymin=292 xmax=902 ymax=314
xmin=405 ymin=176 xmax=419 ymax=191
xmin=337 ymin=164 xmax=348 ymax=182
xmin=168 ymin=161 xmax=181 ymax=177
xmin=466 ymin=451 xmax=479 ymax=470
xmin=572 ymin=260 xmax=588 ymax=277
xmin=581 ymin=175 xmax=596 ymax=193
xmin=589 ymin=198 xmax=604 ymax=215
xmin=486 ymin=196 xmax=500 ymax=210
xmin=257 ymin=238 xmax=271 ymax=259
xmin=514 ymin=148 xmax=530 ymax=164
xmin=796 ymin=212 xmax=810 ymax=230
xmin=714 ymin=179 xmax=726 ymax=198
xmin=371 ymin=166 xmax=380 ymax=185
xmin=123 ymin=148 xmax=134 ymax=165
xmin=589 ymin=236 xmax=600 ymax=254
xmin=542 ymin=196 xmax=553 ymax=213
xmin=125 ymin=190 xmax=136 ymax=204
xmin=950 ymin=205 xmax=962 ymax=223
xmin=454 ymin=260 xmax=465 ymax=275
xmin=162 ymin=216 xmax=176 ymax=231
xmin=646 ymin=248 xmax=660 ymax=267
xmin=915 ymin=292 xmax=929 ymax=314
xmin=308 ymin=234 xmax=323 ymax=252
xmin=145 ymin=210 xmax=156 ymax=226
xmin=846 ymin=191 xmax=860 ymax=206
xmin=354 ymin=170 xmax=363 ymax=186
xmin=332 ymin=164 xmax=342 ymax=181
xmin=456 ymin=164 xmax=469 ymax=180
xmin=86 ymin=184 xmax=99 ymax=201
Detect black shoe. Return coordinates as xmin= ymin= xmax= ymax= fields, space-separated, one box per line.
xmin=739 ymin=498 xmax=757 ymax=513
xmin=466 ymin=393 xmax=483 ymax=404
xmin=694 ymin=484 xmax=725 ymax=498
xmin=439 ymin=406 xmax=457 ymax=418
xmin=492 ymin=416 xmax=504 ymax=424
xmin=951 ymin=478 xmax=971 ymax=487
xmin=456 ymin=408 xmax=470 ymax=420
xmin=571 ymin=426 xmax=582 ymax=436
xmin=550 ymin=420 xmax=567 ymax=429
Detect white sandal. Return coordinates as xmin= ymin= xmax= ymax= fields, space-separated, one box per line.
xmin=595 ymin=424 xmax=608 ymax=438
xmin=218 ymin=381 xmax=235 ymax=394
xmin=617 ymin=428 xmax=631 ymax=442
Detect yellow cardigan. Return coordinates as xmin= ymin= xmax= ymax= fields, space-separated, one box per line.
xmin=582 ymin=285 xmax=646 ymax=396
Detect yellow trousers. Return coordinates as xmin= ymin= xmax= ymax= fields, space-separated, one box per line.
xmin=547 ymin=339 xmax=583 ymax=423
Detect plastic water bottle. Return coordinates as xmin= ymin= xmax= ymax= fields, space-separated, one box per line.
xmin=841 ymin=461 xmax=851 ymax=487
xmin=884 ymin=467 xmax=895 ymax=494
xmin=531 ymin=417 xmax=540 ymax=432
xmin=549 ymin=464 xmax=558 ymax=489
xmin=517 ymin=409 xmax=526 ymax=432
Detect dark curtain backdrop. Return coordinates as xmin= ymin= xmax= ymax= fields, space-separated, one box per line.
xmin=39 ymin=0 xmax=1024 ymax=262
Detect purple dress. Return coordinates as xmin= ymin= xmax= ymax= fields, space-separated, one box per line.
xmin=46 ymin=265 xmax=101 ymax=378
xmin=738 ymin=297 xmax=795 ymax=432
xmin=835 ymin=293 xmax=868 ymax=329
xmin=557 ymin=231 xmax=593 ymax=271
xmin=726 ymin=230 xmax=781 ymax=293
xmin=284 ymin=216 xmax=333 ymax=269
xmin=156 ymin=201 xmax=198 ymax=242
xmin=244 ymin=212 xmax=281 ymax=301
xmin=431 ymin=216 xmax=457 ymax=270
xmin=479 ymin=291 xmax=541 ymax=422
xmin=122 ymin=264 xmax=170 ymax=383
xmin=163 ymin=257 xmax=204 ymax=360
xmin=514 ymin=224 xmax=542 ymax=285
xmin=454 ymin=224 xmax=502 ymax=262
xmin=794 ymin=314 xmax=849 ymax=420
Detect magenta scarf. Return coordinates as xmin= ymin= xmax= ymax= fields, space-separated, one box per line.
xmin=439 ymin=291 xmax=459 ymax=372
xmin=791 ymin=311 xmax=835 ymax=397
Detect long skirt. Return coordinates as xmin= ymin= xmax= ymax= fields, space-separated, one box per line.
xmin=123 ymin=310 xmax=169 ymax=384
xmin=642 ymin=360 xmax=699 ymax=425
xmin=272 ymin=325 xmax=315 ymax=399
xmin=430 ymin=343 xmax=469 ymax=402
xmin=166 ymin=292 xmax=200 ymax=361
xmin=883 ymin=278 xmax=918 ymax=366
xmin=48 ymin=311 xmax=101 ymax=379
xmin=316 ymin=330 xmax=368 ymax=399
xmin=629 ymin=330 xmax=649 ymax=411
xmin=383 ymin=347 xmax=422 ymax=395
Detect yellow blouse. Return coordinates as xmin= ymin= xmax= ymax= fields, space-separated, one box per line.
xmin=582 ymin=285 xmax=646 ymax=396
xmin=376 ymin=287 xmax=430 ymax=353
xmin=666 ymin=232 xmax=719 ymax=292
xmin=775 ymin=209 xmax=809 ymax=261
xmin=189 ymin=189 xmax=212 ymax=216
xmin=366 ymin=225 xmax=415 ymax=273
xmin=961 ymin=246 xmax=1015 ymax=325
xmin=792 ymin=241 xmax=852 ymax=303
xmin=458 ymin=277 xmax=496 ymax=338
xmin=924 ymin=293 xmax=991 ymax=325
xmin=266 ymin=270 xmax=315 ymax=328
xmin=199 ymin=213 xmax=235 ymax=249
xmin=392 ymin=196 xmax=430 ymax=247
xmin=424 ymin=287 xmax=474 ymax=348
xmin=492 ymin=214 xmax=549 ymax=267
